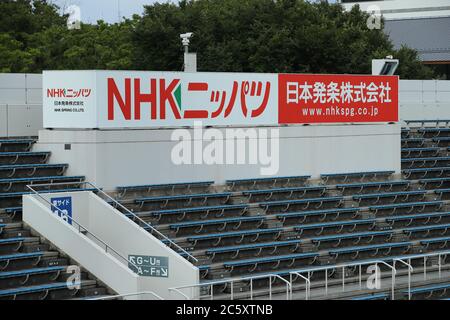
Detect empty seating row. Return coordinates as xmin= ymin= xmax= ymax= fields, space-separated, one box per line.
xmin=0 ymin=163 xmax=68 ymax=179
xmin=369 ymin=201 xmax=444 ymax=215
xmin=404 ymin=283 xmax=450 ymax=300
xmin=0 ymin=152 xmax=50 ymax=165
xmin=321 ymin=171 xmax=395 ymax=184
xmin=117 ymin=181 xmax=214 ymax=198
xmin=418 ymin=128 xmax=450 ymax=138
xmin=129 ymin=204 xmax=250 ymax=224
xmin=0 ymin=140 xmax=34 ymax=152
xmin=402 ymin=138 xmax=426 ymax=148
xmin=405 ymin=120 xmax=450 ymax=126
xmin=133 ymin=192 xmax=232 ymax=210
xmin=401 ymin=147 xmax=442 ymax=158
xmin=226 ymin=176 xmax=310 ymax=190
xmin=259 ymin=196 xmax=343 ymax=212
xmin=243 ymin=186 xmax=326 ymax=202
xmin=352 ymin=190 xmax=427 ymax=205
xmin=0 ymin=187 xmax=98 ymax=209
xmin=0 ymin=175 xmax=85 ymax=193
xmin=336 ymin=180 xmax=410 ymax=195
xmin=403 ymin=167 xmax=450 ymax=179
xmin=419 ymin=177 xmax=450 ymax=189
xmin=402 ymin=156 xmax=450 ymax=169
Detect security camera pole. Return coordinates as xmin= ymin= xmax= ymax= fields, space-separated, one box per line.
xmin=180 ymin=33 xmax=197 ymax=72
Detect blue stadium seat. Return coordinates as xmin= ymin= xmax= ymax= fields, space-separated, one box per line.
xmin=403 ymin=223 xmax=450 ymax=237
xmin=259 ymin=196 xmax=343 ymax=212
xmin=434 ymin=189 xmax=450 ymax=198
xmin=420 ymin=237 xmax=450 ymax=249
xmin=293 ymin=219 xmax=377 ymax=236
xmin=418 ymin=127 xmax=450 ymax=137
xmin=403 ymin=167 xmax=450 ymax=179
xmin=243 ymin=186 xmax=326 ymax=201
xmin=432 ymin=137 xmax=450 ymax=146
xmin=0 ymin=152 xmax=50 ymax=165
xmin=0 ymin=140 xmax=35 ymax=152
xmin=336 ymin=180 xmax=410 ymax=195
xmin=0 ymin=266 xmax=65 ymax=280
xmin=187 ymin=228 xmax=284 ymax=248
xmin=117 ymin=181 xmax=214 ymax=197
xmin=0 ymin=163 xmax=68 ymax=178
xmin=405 ymin=120 xmax=450 ymax=126
xmin=276 ymin=208 xmax=360 ymax=224
xmin=353 ymin=190 xmax=426 ymax=205
xmin=402 ymin=138 xmax=426 ymax=148
xmin=402 ymin=156 xmax=450 ymax=169
xmin=227 ymin=176 xmax=311 ymax=190
xmin=169 ymin=216 xmax=266 ymax=235
xmin=223 ymin=252 xmax=319 ymax=272
xmin=385 ymin=212 xmax=450 ymax=227
xmin=419 ymin=177 xmax=450 ymax=189
xmin=144 ymin=204 xmax=249 ymax=223
xmin=0 ymin=281 xmax=81 ymax=298
xmin=134 ymin=192 xmax=232 ymax=209
xmin=351 ymin=293 xmax=389 ymax=300
xmin=329 ymin=242 xmax=413 ymax=260
xmin=0 ymin=252 xmax=44 ymax=265
xmin=369 ymin=201 xmax=444 ymax=215
xmin=401 ymin=147 xmax=440 ymax=158
xmin=310 ymin=230 xmax=394 ymax=248
xmin=321 ymin=171 xmax=395 ymax=183
xmin=0 ymin=176 xmax=85 ymax=193
xmin=404 ymin=283 xmax=450 ymax=299
xmin=205 ymin=239 xmax=305 ymax=261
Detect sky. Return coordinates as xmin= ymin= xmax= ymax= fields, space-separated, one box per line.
xmin=50 ymin=0 xmax=177 ymax=23
xmin=50 ymin=0 xmax=338 ymax=24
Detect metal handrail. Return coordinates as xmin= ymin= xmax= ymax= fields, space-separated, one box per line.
xmin=91 ymin=181 xmax=198 ymax=263
xmin=287 ymin=260 xmax=397 ymax=299
xmin=26 ymin=184 xmax=140 ymax=272
xmin=169 ymin=273 xmax=291 ymax=300
xmin=169 ymin=250 xmax=450 ymax=300
xmin=89 ymin=291 xmax=164 ymax=300
xmin=394 ymin=259 xmax=414 ymax=300
xmin=289 ymin=272 xmax=310 ymax=300
xmin=25 ymin=181 xmax=198 ymax=263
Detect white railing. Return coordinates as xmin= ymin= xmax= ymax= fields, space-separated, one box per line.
xmin=169 ymin=274 xmax=291 ymax=300
xmin=89 ymin=291 xmax=164 ymax=300
xmin=26 ymin=181 xmax=198 ymax=263
xmin=168 ymin=250 xmax=450 ymax=300
xmin=26 ymin=183 xmax=140 ymax=272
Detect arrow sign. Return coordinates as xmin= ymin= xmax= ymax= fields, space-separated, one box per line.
xmin=128 ymin=255 xmax=169 ymax=278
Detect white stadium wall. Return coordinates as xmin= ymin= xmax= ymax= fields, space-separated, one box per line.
xmin=34 ymin=123 xmax=401 ymax=191
xmin=399 ymin=80 xmax=450 ymax=121
xmin=0 ymin=73 xmax=43 ymax=137
xmin=1 ymin=71 xmax=448 ymax=190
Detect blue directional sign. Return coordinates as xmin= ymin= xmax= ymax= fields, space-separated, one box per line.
xmin=51 ymin=196 xmax=73 ymax=225
xmin=128 ymin=255 xmax=169 ymax=278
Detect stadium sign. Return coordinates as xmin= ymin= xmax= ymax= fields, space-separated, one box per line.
xmin=43 ymin=71 xmax=398 ymax=128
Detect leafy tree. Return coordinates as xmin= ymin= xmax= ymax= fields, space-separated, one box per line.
xmin=0 ymin=0 xmax=438 ymax=79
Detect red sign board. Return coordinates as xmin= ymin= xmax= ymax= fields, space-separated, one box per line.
xmin=278 ymin=74 xmax=398 ymax=124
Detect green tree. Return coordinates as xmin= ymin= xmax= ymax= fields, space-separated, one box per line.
xmin=132 ymin=0 xmax=436 ymax=79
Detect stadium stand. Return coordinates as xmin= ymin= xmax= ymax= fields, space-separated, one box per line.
xmin=100 ymin=121 xmax=450 ymax=299
xmin=4 ymin=120 xmax=450 ymax=300
xmin=0 ymin=138 xmax=114 ymax=300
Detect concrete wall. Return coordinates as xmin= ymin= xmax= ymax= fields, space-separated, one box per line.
xmin=0 ymin=73 xmax=43 ymax=137
xmin=341 ymin=0 xmax=450 ymax=20
xmin=400 ymin=80 xmax=450 ymax=121
xmin=23 ymin=191 xmax=199 ymax=299
xmin=34 ymin=123 xmax=401 ymax=190
xmin=23 ymin=193 xmax=141 ymax=297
